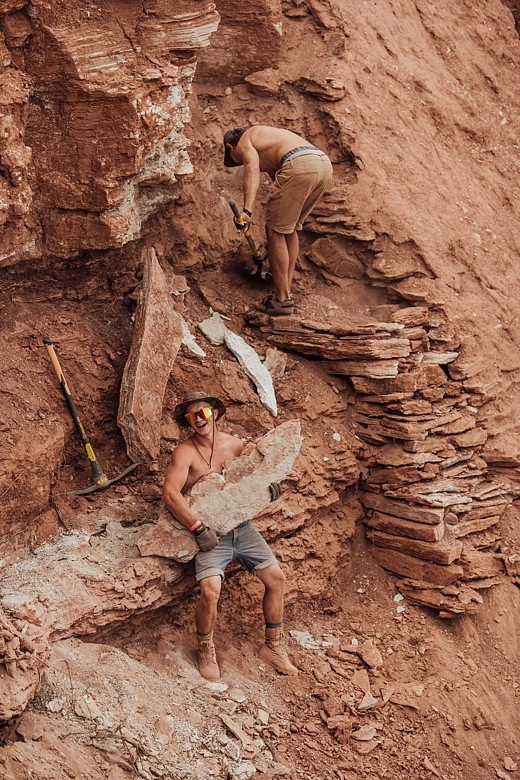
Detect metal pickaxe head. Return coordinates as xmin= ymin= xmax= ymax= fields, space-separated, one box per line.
xmin=72 ymin=462 xmax=139 ymax=495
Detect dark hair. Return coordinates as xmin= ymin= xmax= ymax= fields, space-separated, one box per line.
xmin=223 ymin=127 xmax=245 ymax=167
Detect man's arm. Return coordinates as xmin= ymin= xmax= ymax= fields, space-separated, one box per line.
xmin=162 ymin=446 xmax=219 ymax=551
xmin=240 ymin=137 xmax=261 ymax=215
xmin=161 ymin=446 xmax=199 ymax=530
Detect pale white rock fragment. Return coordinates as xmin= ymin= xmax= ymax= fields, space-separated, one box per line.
xmin=205 ymin=682 xmax=228 ymax=693
xmin=198 ymin=311 xmax=227 ymax=345
xmin=46 ymin=698 xmax=64 ymax=713
xmin=199 ymin=312 xmax=277 ymax=416
xmin=180 ymin=315 xmax=206 ymax=357
xmin=74 ymin=694 xmax=102 ymax=720
xmin=351 ymin=724 xmax=377 ymax=740
xmin=289 ymin=630 xmax=333 ymax=649
xmin=357 ymin=692 xmax=379 ymax=711
xmin=235 ymin=761 xmax=257 ymax=779
xmin=227 ymin=688 xmax=246 ymax=703
xmin=358 ymin=639 xmax=383 ymax=669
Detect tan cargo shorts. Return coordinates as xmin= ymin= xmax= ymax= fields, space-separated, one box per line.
xmin=266 ymin=152 xmax=333 ymax=234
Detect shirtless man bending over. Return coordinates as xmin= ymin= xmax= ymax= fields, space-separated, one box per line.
xmin=162 ymin=390 xmax=298 ymax=681
xmin=224 ymin=124 xmax=333 ymax=316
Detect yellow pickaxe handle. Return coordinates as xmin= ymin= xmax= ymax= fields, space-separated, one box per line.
xmin=43 ymin=338 xmax=109 ymax=486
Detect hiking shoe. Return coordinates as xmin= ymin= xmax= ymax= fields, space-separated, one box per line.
xmin=255 ymin=295 xmax=295 ymax=317
xmin=197 ymin=634 xmax=220 ymax=681
xmin=259 ymin=627 xmax=299 ymax=676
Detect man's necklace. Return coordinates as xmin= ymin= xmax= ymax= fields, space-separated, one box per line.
xmin=191 ymin=438 xmax=213 ymax=468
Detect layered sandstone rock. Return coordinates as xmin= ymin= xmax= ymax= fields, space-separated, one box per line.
xmin=197 ymin=0 xmax=282 ymax=84
xmin=0 ymin=28 xmax=35 ymax=266
xmin=0 ymin=522 xmax=184 ymax=717
xmin=0 ymin=1 xmax=220 ymax=264
xmin=246 ymin=301 xmax=511 ymax=616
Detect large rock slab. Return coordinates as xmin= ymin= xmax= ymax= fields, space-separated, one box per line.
xmin=138 ymin=419 xmax=303 ymax=562
xmin=197 ymin=0 xmax=282 ymax=83
xmin=0 ymin=524 xmax=183 ymax=641
xmin=370 ymin=547 xmax=463 ymax=586
xmin=361 ymin=491 xmax=445 ymax=525
xmin=118 ymin=248 xmax=183 ymax=464
xmin=366 ymin=529 xmax=463 ymax=565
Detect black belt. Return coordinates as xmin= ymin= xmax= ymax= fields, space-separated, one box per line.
xmin=280 ymin=145 xmax=323 ymax=167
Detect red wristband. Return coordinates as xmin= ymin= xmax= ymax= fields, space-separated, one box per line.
xmin=189 ymin=520 xmax=202 ymax=533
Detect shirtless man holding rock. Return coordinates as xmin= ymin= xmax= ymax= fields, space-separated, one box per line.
xmin=224 ymin=124 xmax=333 ymax=316
xmin=161 ymin=390 xmax=298 ymax=681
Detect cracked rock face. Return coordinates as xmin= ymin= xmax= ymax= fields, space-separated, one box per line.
xmin=0 ymin=0 xmax=220 ymax=265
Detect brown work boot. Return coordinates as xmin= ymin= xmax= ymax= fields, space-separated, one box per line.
xmin=258 ymin=626 xmax=298 ymax=676
xmin=197 ymin=632 xmax=220 ymax=681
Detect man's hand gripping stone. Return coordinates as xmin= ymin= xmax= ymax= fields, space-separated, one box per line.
xmin=192 ymin=522 xmax=219 ymax=551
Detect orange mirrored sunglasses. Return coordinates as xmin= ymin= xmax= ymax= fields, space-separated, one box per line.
xmin=184 ymin=406 xmax=214 ymax=426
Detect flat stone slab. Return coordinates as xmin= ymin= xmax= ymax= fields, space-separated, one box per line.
xmin=0 ymin=521 xmax=184 ymax=718
xmin=118 ymin=248 xmax=183 ymax=465
xmin=138 ymin=419 xmax=303 ymax=562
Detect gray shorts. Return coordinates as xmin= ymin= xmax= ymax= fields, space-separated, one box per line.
xmin=194 ymin=521 xmax=278 ymax=582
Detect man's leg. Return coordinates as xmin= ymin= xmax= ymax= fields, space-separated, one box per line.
xmin=195 ymin=575 xmax=222 ymax=681
xmin=286 ymin=230 xmax=299 ymax=294
xmin=266 ymin=227 xmax=292 ymax=303
xmin=256 ymin=562 xmax=285 ymax=624
xmin=196 ymin=575 xmax=221 ymax=634
xmin=256 ymin=564 xmax=298 ymax=676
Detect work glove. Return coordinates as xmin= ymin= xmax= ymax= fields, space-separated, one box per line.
xmin=233 ymin=211 xmax=252 ymax=231
xmin=269 ymin=481 xmax=285 ymax=502
xmin=193 ymin=523 xmax=219 ymax=552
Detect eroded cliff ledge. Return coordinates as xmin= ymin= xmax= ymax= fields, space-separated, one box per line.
xmin=0 ymin=0 xmax=221 ymax=265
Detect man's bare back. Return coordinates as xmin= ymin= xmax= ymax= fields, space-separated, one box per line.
xmin=223 ymin=124 xmax=332 ymax=311
xmin=237 ymin=125 xmax=314 ymax=179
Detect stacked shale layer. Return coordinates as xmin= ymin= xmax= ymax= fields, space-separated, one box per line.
xmin=248 ymin=304 xmax=511 ymax=616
